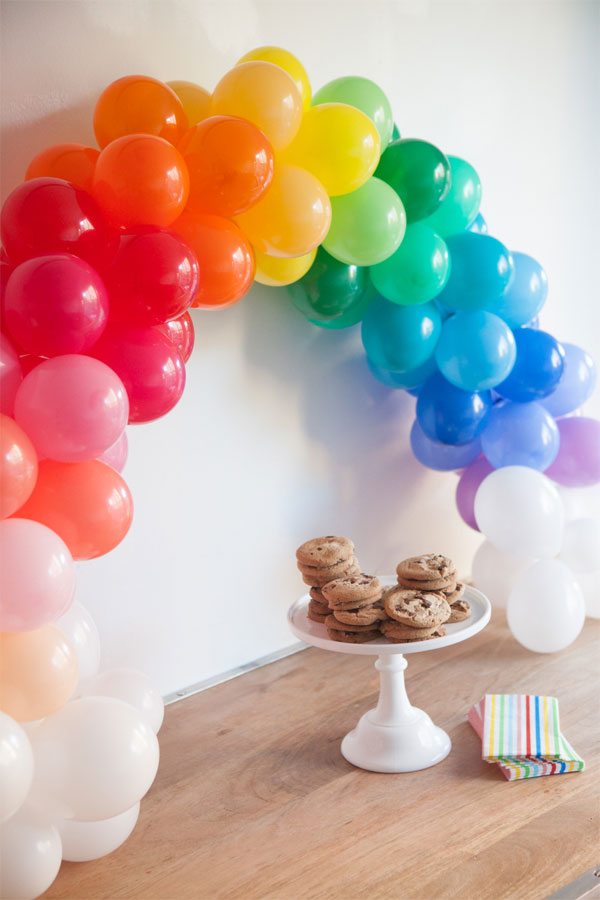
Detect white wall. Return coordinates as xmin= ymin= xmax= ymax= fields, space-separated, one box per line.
xmin=1 ymin=0 xmax=598 ymax=695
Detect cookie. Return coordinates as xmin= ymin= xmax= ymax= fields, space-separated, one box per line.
xmin=380 ymin=620 xmax=443 ymax=640
xmin=447 ymin=598 xmax=471 ymax=623
xmin=309 ymin=587 xmax=326 ymax=604
xmin=307 ymin=605 xmax=328 ymax=624
xmin=308 ymin=597 xmax=329 ymax=616
xmin=322 ymin=574 xmax=382 ymax=607
xmin=301 ymin=560 xmax=360 ymax=587
xmin=396 ymin=554 xmax=456 ymax=586
xmin=383 ymin=626 xmax=447 ymax=644
xmin=296 ymin=536 xmax=355 ymax=568
xmin=443 ymin=582 xmax=465 ymax=605
xmin=383 ymin=586 xmax=451 ymax=629
xmin=326 ymin=628 xmax=380 ymax=644
xmin=332 ymin=602 xmax=388 ymax=626
xmin=325 ymin=614 xmax=381 ymax=633
xmin=325 ymin=595 xmax=382 ymax=611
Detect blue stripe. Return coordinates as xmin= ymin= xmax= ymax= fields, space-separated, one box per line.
xmin=535 ymin=696 xmax=541 ymax=755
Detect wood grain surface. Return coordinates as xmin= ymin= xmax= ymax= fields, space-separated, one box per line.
xmin=44 ymin=612 xmax=600 ymax=900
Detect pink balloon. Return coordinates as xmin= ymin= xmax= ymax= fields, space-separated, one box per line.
xmin=0 ymin=333 xmax=23 ymax=415
xmin=98 ymin=429 xmax=128 ymax=472
xmin=3 ymin=254 xmax=109 ymax=357
xmin=455 ymin=456 xmax=494 ymax=530
xmin=14 ymin=354 xmax=128 ymax=462
xmin=0 ymin=518 xmax=76 ymax=631
xmin=544 ymin=417 xmax=600 ymax=487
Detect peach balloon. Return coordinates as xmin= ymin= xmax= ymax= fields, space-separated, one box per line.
xmin=0 ymin=626 xmax=78 ymax=721
xmin=0 ymin=415 xmax=38 ymax=518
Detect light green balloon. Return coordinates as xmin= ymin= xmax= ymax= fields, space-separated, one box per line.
xmin=323 ymin=177 xmax=406 ymax=268
xmin=312 ymin=76 xmax=394 ymax=148
xmin=369 ymin=223 xmax=450 ymax=306
xmin=422 ymin=156 xmax=482 ymax=237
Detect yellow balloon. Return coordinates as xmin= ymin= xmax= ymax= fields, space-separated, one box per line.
xmin=282 ymin=102 xmax=381 ymax=197
xmin=166 ymin=80 xmax=211 ymax=127
xmin=254 ymin=247 xmax=316 ymax=286
xmin=210 ymin=62 xmax=302 ymax=152
xmin=236 ymin=164 xmax=331 ymax=259
xmin=236 ymin=46 xmax=311 ymax=110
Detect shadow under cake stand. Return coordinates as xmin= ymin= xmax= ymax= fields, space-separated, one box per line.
xmin=288 ymin=578 xmax=491 ymax=774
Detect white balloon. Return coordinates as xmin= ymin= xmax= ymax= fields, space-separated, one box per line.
xmin=471 ymin=541 xmax=536 ymax=609
xmin=575 ymin=569 xmax=600 ymax=619
xmin=0 ymin=712 xmax=34 ymax=824
xmin=80 ymin=668 xmax=164 ymax=734
xmin=56 ymin=601 xmax=101 ymax=683
xmin=507 ymin=559 xmax=585 ymax=652
xmin=58 ymin=801 xmax=140 ymax=862
xmin=474 ymin=466 xmax=564 ymax=559
xmin=29 ymin=697 xmax=159 ymax=821
xmin=559 ymin=518 xmax=600 ymax=573
xmin=0 ymin=805 xmax=62 ymax=900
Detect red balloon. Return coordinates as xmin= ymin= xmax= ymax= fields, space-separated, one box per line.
xmin=156 ymin=311 xmax=195 ymax=362
xmin=0 ymin=414 xmax=38 ymax=518
xmin=105 ymin=228 xmax=199 ymax=326
xmin=0 ymin=177 xmax=116 ymax=269
xmin=0 ymin=333 xmax=23 ymax=416
xmin=89 ymin=326 xmax=186 ymax=423
xmin=18 ymin=354 xmax=46 ymax=376
xmin=4 ymin=254 xmax=109 ymax=357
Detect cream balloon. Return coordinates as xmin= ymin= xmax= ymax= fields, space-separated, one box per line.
xmin=559 ymin=518 xmax=600 ymax=573
xmin=56 ymin=601 xmax=101 ymax=684
xmin=574 ymin=569 xmax=600 ymax=619
xmin=0 ymin=712 xmax=34 ymax=823
xmin=507 ymin=559 xmax=585 ymax=652
xmin=471 ymin=541 xmax=536 ymax=609
xmin=0 ymin=805 xmax=62 ymax=900
xmin=80 ymin=668 xmax=164 ymax=733
xmin=58 ymin=801 xmax=140 ymax=862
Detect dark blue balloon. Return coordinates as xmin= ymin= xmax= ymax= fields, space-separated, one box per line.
xmin=488 ymin=252 xmax=548 ymax=327
xmin=435 ymin=233 xmax=514 ymax=312
xmin=367 ymin=354 xmax=437 ymax=390
xmin=416 ymin=372 xmax=492 ymax=445
xmin=496 ymin=328 xmax=565 ymax=402
xmin=410 ymin=420 xmax=482 ymax=471
xmin=361 ymin=295 xmax=441 ymax=373
xmin=468 ymin=213 xmax=488 ymax=235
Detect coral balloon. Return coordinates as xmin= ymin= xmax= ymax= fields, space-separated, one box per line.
xmin=323 ymin=177 xmax=405 ymax=266
xmin=25 ymin=143 xmax=100 ymax=191
xmin=312 ymin=75 xmax=393 ymax=148
xmin=376 ymin=138 xmax=450 ymax=222
xmin=0 ymin=414 xmax=38 ymax=518
xmin=166 ymin=80 xmax=211 ymax=126
xmin=254 ymin=248 xmax=316 ymax=287
xmin=0 ymin=626 xmax=78 ymax=721
xmin=237 ymin=46 xmax=311 ymax=109
xmin=423 ymin=156 xmax=482 ymax=237
xmin=156 ymin=311 xmax=195 ymax=362
xmin=93 ymin=75 xmax=188 ymax=148
xmin=0 ymin=334 xmax=23 ymax=416
xmin=544 ymin=417 xmax=600 ymax=487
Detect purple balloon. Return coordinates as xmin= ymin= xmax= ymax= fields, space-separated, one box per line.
xmin=410 ymin=419 xmax=482 ymax=471
xmin=481 ymin=400 xmax=560 ymax=471
xmin=455 ymin=456 xmax=494 ymax=530
xmin=544 ymin=417 xmax=600 ymax=487
xmin=541 ymin=343 xmax=596 ymax=417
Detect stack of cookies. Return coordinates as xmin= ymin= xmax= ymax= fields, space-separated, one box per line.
xmin=295 ymin=536 xmax=360 ymax=623
xmin=322 ymin=574 xmax=387 ymax=643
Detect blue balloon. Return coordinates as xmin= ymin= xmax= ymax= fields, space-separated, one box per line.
xmin=416 ymin=372 xmax=492 ymax=445
xmin=481 ymin=400 xmax=560 ymax=471
xmin=435 ymin=311 xmax=516 ymax=391
xmin=488 ymin=252 xmax=548 ymax=327
xmin=435 ymin=233 xmax=514 ymax=312
xmin=468 ymin=213 xmax=488 ymax=234
xmin=496 ymin=328 xmax=565 ymax=402
xmin=541 ymin=342 xmax=597 ymax=417
xmin=410 ymin=420 xmax=482 ymax=471
xmin=367 ymin=354 xmax=438 ymax=390
xmin=361 ymin=295 xmax=441 ymax=373
xmin=433 ymin=298 xmax=453 ymax=322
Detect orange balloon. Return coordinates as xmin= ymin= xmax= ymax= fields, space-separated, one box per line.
xmin=167 ymin=80 xmax=211 ymax=127
xmin=15 ymin=459 xmax=133 ymax=560
xmin=171 ymin=212 xmax=255 ymax=309
xmin=93 ymin=75 xmax=188 ymax=148
xmin=0 ymin=414 xmax=38 ymax=518
xmin=0 ymin=626 xmax=78 ymax=721
xmin=178 ymin=115 xmax=274 ymax=216
xmin=25 ymin=143 xmax=100 ymax=192
xmin=93 ymin=134 xmax=189 ymax=228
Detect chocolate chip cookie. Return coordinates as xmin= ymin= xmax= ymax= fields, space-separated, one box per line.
xmin=383 ymin=586 xmax=451 ymax=629
xmin=296 ymin=536 xmax=355 ymax=568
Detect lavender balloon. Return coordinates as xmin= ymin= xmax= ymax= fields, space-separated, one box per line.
xmin=481 ymin=400 xmax=559 ymax=471
xmin=410 ymin=419 xmax=482 ymax=471
xmin=456 ymin=456 xmax=494 ymax=530
xmin=541 ymin=343 xmax=596 ymax=417
xmin=544 ymin=417 xmax=600 ymax=487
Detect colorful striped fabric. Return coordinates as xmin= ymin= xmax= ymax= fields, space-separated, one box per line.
xmin=483 ymin=693 xmax=562 ymax=761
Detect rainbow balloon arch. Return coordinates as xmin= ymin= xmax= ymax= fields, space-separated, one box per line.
xmin=1 ymin=46 xmax=599 ymax=897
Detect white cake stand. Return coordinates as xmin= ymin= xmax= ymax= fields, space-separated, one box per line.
xmin=288 ymin=578 xmax=491 ymax=774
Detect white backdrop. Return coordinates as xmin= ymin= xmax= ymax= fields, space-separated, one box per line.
xmin=1 ymin=0 xmax=598 ymax=694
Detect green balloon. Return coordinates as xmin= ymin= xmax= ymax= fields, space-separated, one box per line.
xmin=323 ymin=177 xmax=406 ymax=267
xmin=287 ymin=247 xmax=370 ymax=324
xmin=369 ymin=223 xmax=450 ymax=306
xmin=312 ymin=76 xmax=394 ymax=148
xmin=422 ymin=156 xmax=482 ymax=237
xmin=390 ymin=123 xmax=401 ymax=143
xmin=310 ymin=283 xmax=376 ymax=330
xmin=375 ymin=139 xmax=450 ymax=222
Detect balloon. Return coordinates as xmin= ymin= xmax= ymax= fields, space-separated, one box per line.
xmin=104 ymin=228 xmax=199 ymax=326
xmin=312 ymin=75 xmax=393 ymax=147
xmin=308 ymin=286 xmax=374 ymax=330
xmin=417 ymin=372 xmax=492 ymax=445
xmin=282 ymin=103 xmax=380 ymax=196
xmin=236 ymin=164 xmax=330 ymax=259
xmin=390 ymin=123 xmax=401 ymax=142
xmin=254 ymin=248 xmax=316 ymax=287
xmin=559 ymin=518 xmax=600 ymax=573
xmin=93 ymin=75 xmax=188 ymax=148
xmin=92 ymin=134 xmax=189 ymax=228
xmin=375 ymin=138 xmax=450 ymax=221
xmin=541 ymin=343 xmax=596 ymax=417
xmin=422 ymin=156 xmax=482 ymax=236
xmin=287 ymin=246 xmax=370 ymax=322
xmin=367 ymin=354 xmax=438 ymax=390
xmin=0 ymin=333 xmax=23 ymax=415
xmin=487 ymin=251 xmax=548 ymax=327
xmin=471 ymin=540 xmax=535 ymax=608
xmin=369 ymin=223 xmax=450 ymax=305
xmin=323 ymin=177 xmax=406 ymax=267
xmin=171 ymin=212 xmax=255 ymax=308
xmin=0 ymin=805 xmax=62 ymax=900
xmin=362 ymin=295 xmax=441 ymax=372
xmin=435 ymin=310 xmax=516 ymax=391
xmin=410 ymin=420 xmax=482 ymax=471
xmin=0 ymin=518 xmax=76 ymax=630
xmin=55 ymin=601 xmax=101 ymax=684
xmin=575 ymin=570 xmax=600 ymax=619
xmin=16 ymin=459 xmax=133 ymax=560
xmin=29 ymin=696 xmax=159 ymax=820
xmin=58 ymin=802 xmax=140 ymax=862
xmin=237 ymin=46 xmax=311 ymax=109
xmin=156 ymin=311 xmax=195 ymax=362
xmin=481 ymin=400 xmax=559 ymax=471
xmin=0 ymin=626 xmax=78 ymax=721
xmin=98 ymin=429 xmax=128 ymax=472
xmin=544 ymin=417 xmax=600 ymax=487
xmin=495 ymin=328 xmax=565 ymax=402
xmin=81 ymin=668 xmax=164 ymax=734
xmin=211 ymin=61 xmax=302 ymax=152
xmin=0 ymin=713 xmax=34 ymax=823
xmin=17 ymin=353 xmax=45 ymax=375
xmin=507 ymin=559 xmax=585 ymax=652
xmin=468 ymin=213 xmax=488 ymax=234
xmin=89 ymin=326 xmax=185 ymax=423
xmin=178 ymin=116 xmax=274 ymax=216
xmin=0 ymin=415 xmax=38 ymax=518
xmin=474 ymin=465 xmax=564 ymax=558
xmin=0 ymin=176 xmax=114 ymax=269
xmin=25 ymin=142 xmax=100 ymax=191
xmin=4 ymin=253 xmax=109 ymax=356
xmin=436 ymin=233 xmax=514 ymax=312
xmin=14 ymin=355 xmax=128 ymax=462
xmin=455 ymin=456 xmax=494 ymax=530
xmin=166 ymin=80 xmax=211 ymax=126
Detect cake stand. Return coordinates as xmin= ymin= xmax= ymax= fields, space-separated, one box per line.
xmin=288 ymin=577 xmax=491 ymax=773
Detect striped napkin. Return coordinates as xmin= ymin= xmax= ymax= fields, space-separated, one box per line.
xmin=468 ymin=695 xmax=584 ymax=781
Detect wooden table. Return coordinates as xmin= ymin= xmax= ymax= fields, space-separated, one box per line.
xmin=44 ymin=612 xmax=600 ymax=900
